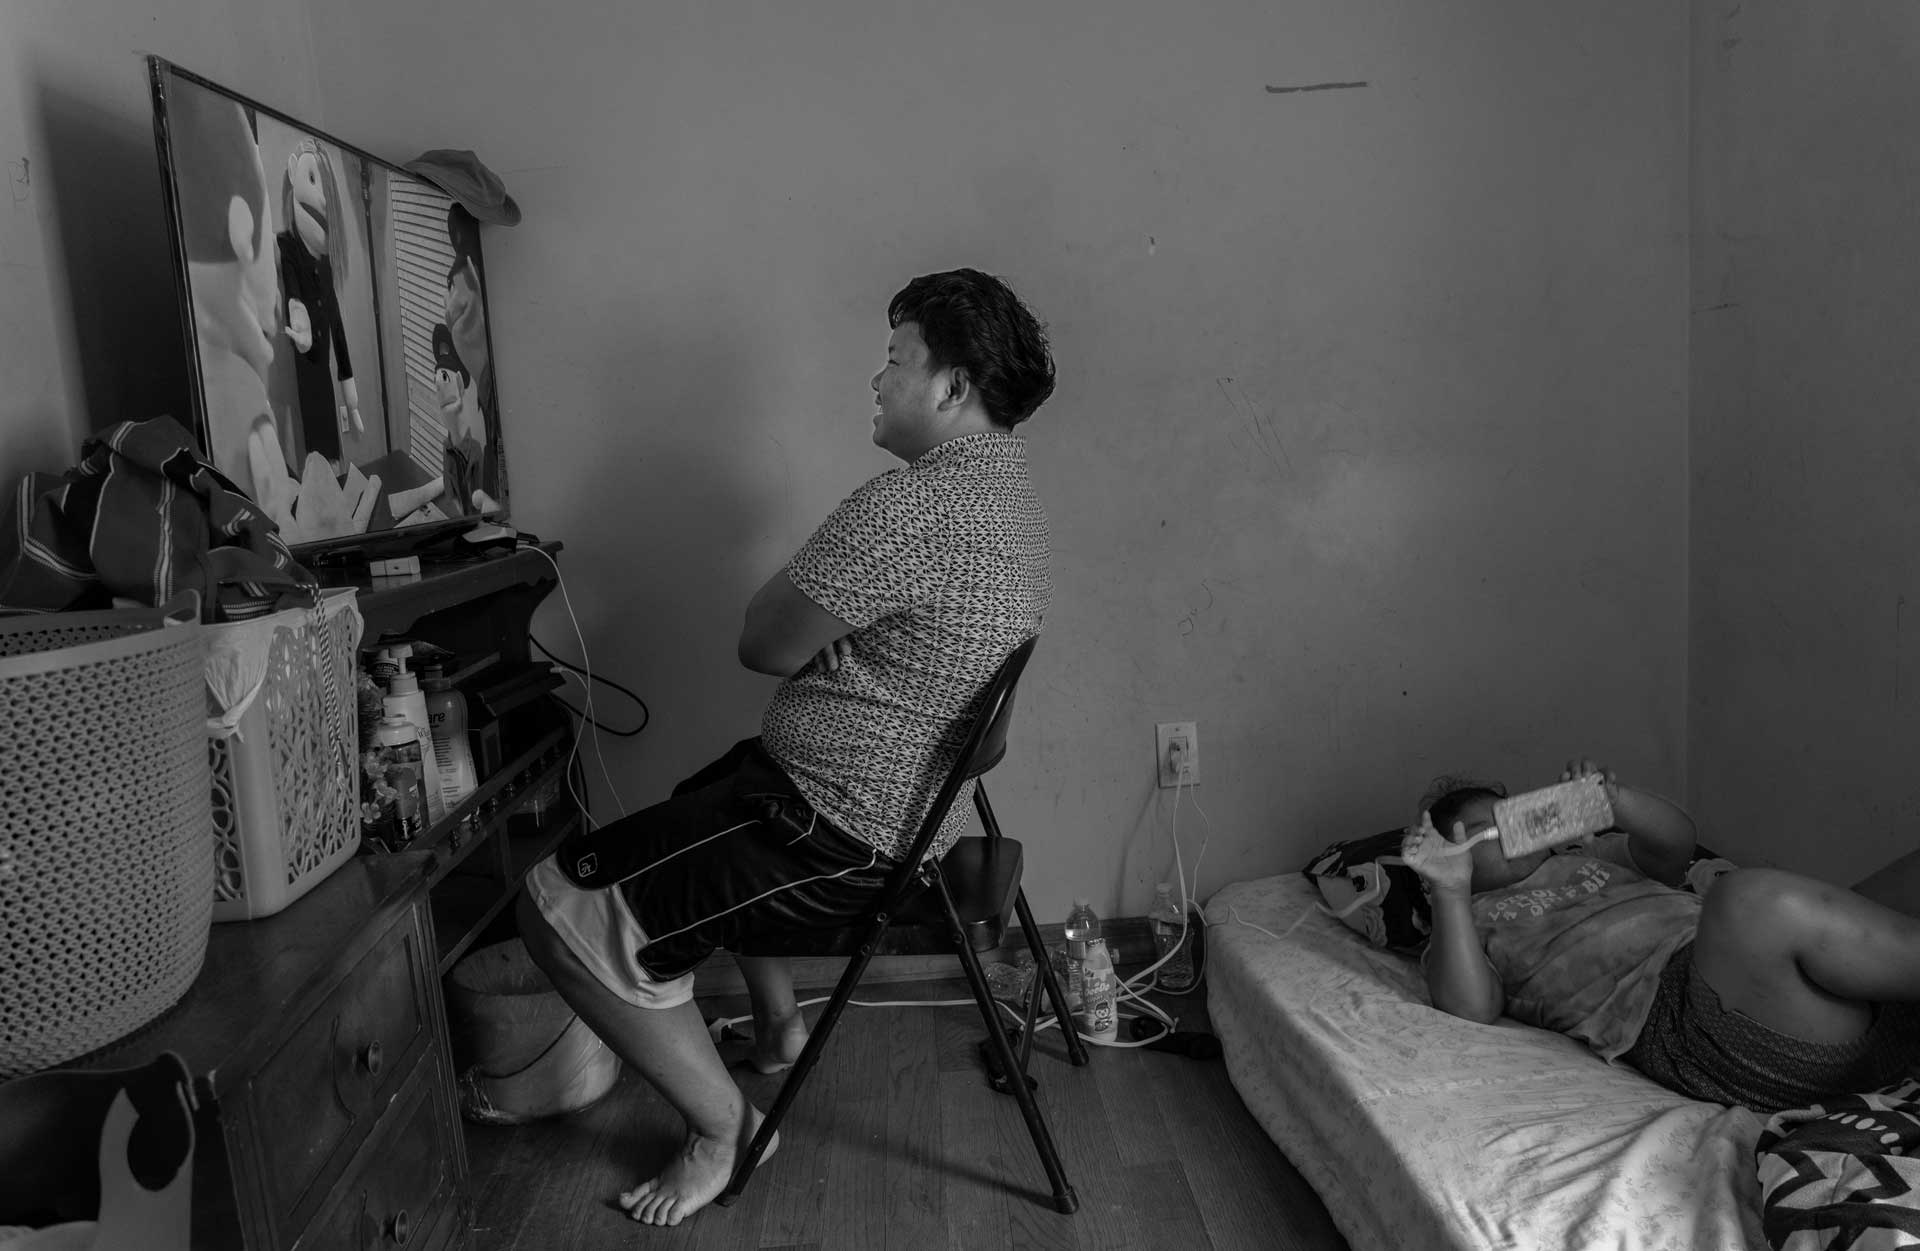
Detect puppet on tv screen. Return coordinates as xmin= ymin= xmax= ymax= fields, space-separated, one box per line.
xmin=431 ymin=322 xmax=483 ymax=515
xmin=439 ymin=205 xmax=500 ymax=514
xmin=278 ymin=138 xmax=361 ymax=467
xmin=155 ymin=66 xmax=521 ymax=548
xmin=166 ymin=84 xmax=376 ymax=542
xmin=172 ymin=88 xmax=278 ymax=495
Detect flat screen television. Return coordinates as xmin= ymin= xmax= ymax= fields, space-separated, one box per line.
xmin=146 ymin=56 xmax=507 ymax=559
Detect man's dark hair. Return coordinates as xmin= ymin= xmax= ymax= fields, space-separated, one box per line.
xmin=888 ymin=269 xmax=1055 ymax=428
xmin=1421 ymin=775 xmax=1508 ymax=837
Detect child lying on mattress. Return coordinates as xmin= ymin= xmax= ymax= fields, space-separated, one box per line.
xmin=1404 ymin=758 xmax=1920 ymax=1113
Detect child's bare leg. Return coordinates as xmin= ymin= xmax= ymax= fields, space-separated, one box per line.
xmin=515 ymin=893 xmax=774 ymax=1226
xmin=736 ymin=955 xmax=808 ymax=1074
xmin=1852 ymin=847 xmax=1920 ymax=919
xmin=1692 ymin=868 xmax=1920 ymax=1044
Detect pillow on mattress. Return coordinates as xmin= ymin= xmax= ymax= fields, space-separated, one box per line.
xmin=1300 ymin=829 xmax=1432 ymax=953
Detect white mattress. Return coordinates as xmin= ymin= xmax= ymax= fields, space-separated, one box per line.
xmin=1203 ymin=874 xmax=1768 ymax=1251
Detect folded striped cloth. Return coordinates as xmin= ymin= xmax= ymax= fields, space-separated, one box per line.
xmin=0 ymin=415 xmax=315 ymax=622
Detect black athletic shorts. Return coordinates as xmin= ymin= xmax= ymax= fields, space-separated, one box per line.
xmin=554 ymin=737 xmax=895 ymax=980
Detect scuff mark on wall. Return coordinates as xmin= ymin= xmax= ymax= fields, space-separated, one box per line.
xmin=1216 ymin=376 xmax=1294 ymax=477
xmin=1176 ymin=579 xmax=1215 ymax=637
xmin=1716 ymin=0 xmax=1744 ymax=68
xmin=1265 ymin=81 xmax=1369 ymax=95
xmin=8 ymin=158 xmax=28 ymax=205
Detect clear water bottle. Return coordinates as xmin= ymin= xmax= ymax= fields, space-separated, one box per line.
xmin=1150 ymin=882 xmax=1199 ymax=993
xmin=1062 ymin=898 xmax=1100 ymax=1020
xmin=1064 ymin=898 xmax=1101 ymax=956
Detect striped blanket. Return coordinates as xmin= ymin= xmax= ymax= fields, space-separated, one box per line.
xmin=0 ymin=415 xmax=314 ymax=621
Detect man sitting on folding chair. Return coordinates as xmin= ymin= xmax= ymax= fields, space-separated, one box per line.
xmin=516 ymin=267 xmax=1057 ymax=1228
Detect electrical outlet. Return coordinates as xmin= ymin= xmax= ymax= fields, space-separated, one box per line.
xmin=1155 ymin=721 xmax=1199 ymax=788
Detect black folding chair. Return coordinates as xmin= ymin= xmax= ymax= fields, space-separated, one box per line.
xmin=715 ymin=635 xmax=1085 ymax=1214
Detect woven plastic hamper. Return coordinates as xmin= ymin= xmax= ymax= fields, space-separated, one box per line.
xmin=0 ymin=597 xmax=214 ymax=1078
xmin=205 ymin=589 xmax=364 ymax=921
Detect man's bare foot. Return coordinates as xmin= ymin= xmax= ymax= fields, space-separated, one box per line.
xmin=617 ymin=1105 xmax=779 ymax=1226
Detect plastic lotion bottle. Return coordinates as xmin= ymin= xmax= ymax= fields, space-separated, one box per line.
xmin=383 ymin=666 xmax=447 ymax=824
xmin=369 ymin=714 xmax=428 ymax=848
xmin=1150 ymin=881 xmax=1199 ymax=993
xmin=422 ymin=665 xmax=478 ymax=808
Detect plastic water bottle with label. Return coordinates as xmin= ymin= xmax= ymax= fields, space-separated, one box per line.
xmin=1149 ymin=881 xmax=1201 ymax=994
xmin=1080 ymin=939 xmax=1118 ymax=1041
xmin=1063 ymin=897 xmax=1097 ymax=1011
xmin=1062 ymin=899 xmax=1117 ymax=1041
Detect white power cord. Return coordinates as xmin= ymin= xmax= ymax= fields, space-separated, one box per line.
xmin=973 ymin=765 xmax=1214 ymax=1050
xmin=527 ymin=545 xmax=629 ymax=827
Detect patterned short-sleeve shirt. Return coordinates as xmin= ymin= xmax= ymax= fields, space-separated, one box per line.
xmin=760 ymin=431 xmax=1050 ymax=862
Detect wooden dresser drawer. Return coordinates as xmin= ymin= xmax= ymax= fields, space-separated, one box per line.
xmin=303 ymin=1052 xmax=463 ymax=1251
xmin=242 ymin=904 xmax=434 ymax=1240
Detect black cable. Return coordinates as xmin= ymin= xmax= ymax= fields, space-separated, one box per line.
xmin=550 ymin=692 xmax=648 ymax=737
xmin=531 ymin=634 xmax=651 ymax=737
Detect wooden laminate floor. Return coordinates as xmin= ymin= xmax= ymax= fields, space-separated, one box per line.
xmin=465 ymin=977 xmax=1350 ymax=1251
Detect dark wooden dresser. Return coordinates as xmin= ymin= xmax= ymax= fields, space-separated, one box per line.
xmin=95 ymin=853 xmax=469 ymax=1250
xmin=7 ymin=543 xmax=592 ymax=1248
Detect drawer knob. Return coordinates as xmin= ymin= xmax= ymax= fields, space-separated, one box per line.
xmin=359 ymin=1039 xmax=384 ymax=1078
xmin=387 ymin=1208 xmax=411 ymax=1245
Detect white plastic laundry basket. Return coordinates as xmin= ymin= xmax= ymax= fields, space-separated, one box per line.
xmin=0 ymin=598 xmax=212 ymax=1077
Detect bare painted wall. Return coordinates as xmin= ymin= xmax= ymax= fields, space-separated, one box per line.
xmin=307 ymin=0 xmax=1690 ymax=919
xmin=1690 ymin=3 xmax=1920 ymax=883
xmin=2 ymin=2 xmax=1691 ymax=921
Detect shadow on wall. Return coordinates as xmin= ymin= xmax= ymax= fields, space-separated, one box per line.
xmin=549 ymin=285 xmax=794 ymax=539
xmin=522 ymin=291 xmax=832 ymax=787
xmin=531 ymin=289 xmax=786 ymax=626
xmin=32 ymin=74 xmax=193 ymax=438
